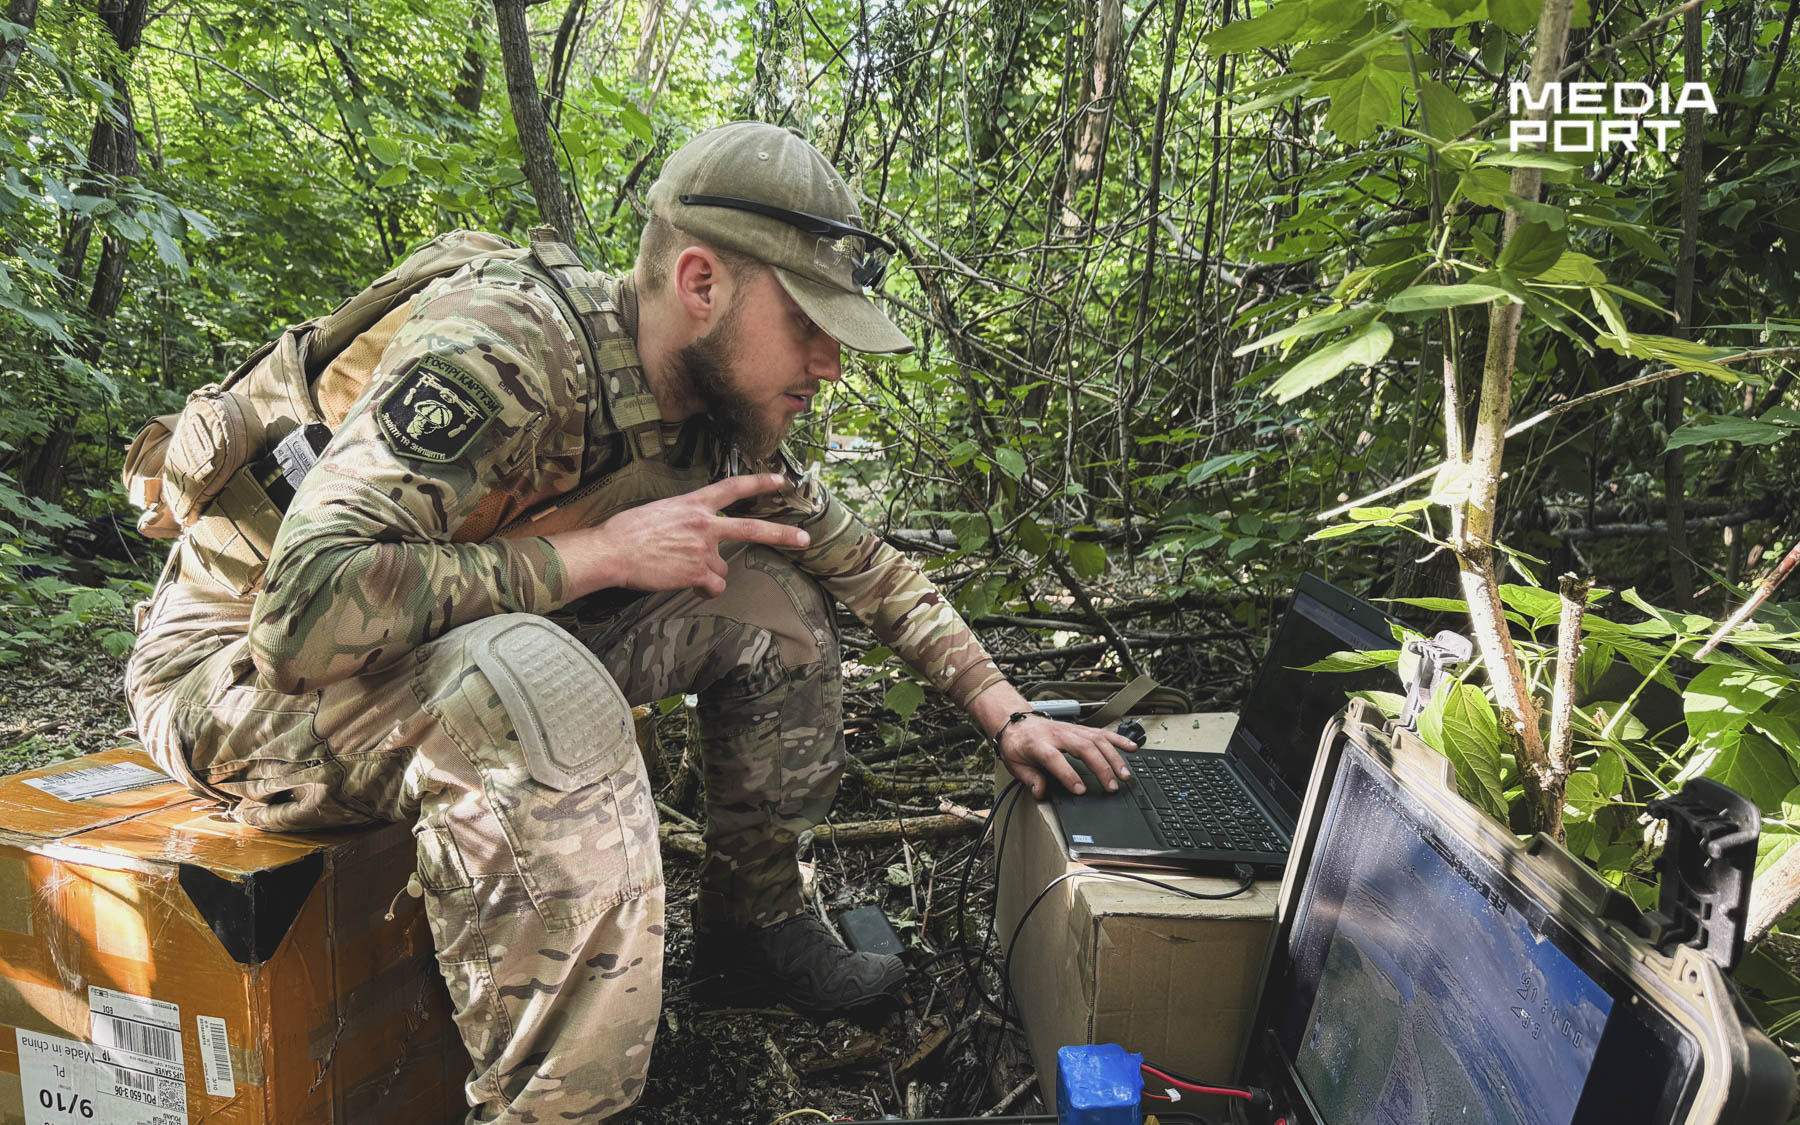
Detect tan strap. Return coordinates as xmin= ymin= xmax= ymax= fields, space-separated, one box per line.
xmin=525 ymin=236 xmax=666 ymax=461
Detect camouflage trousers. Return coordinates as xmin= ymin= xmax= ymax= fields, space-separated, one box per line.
xmin=126 ymin=542 xmax=843 ymax=1123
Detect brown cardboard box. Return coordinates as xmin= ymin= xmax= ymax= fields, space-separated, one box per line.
xmin=994 ymin=713 xmax=1281 ymax=1111
xmin=0 ymin=747 xmax=467 ymax=1124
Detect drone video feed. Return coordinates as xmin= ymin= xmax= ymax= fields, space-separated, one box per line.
xmin=1292 ymin=762 xmax=1613 ymax=1125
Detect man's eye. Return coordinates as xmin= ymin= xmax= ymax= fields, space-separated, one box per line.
xmin=796 ymin=312 xmax=817 ymax=334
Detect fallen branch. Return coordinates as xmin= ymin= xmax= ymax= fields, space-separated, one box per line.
xmin=1555 ymin=506 xmax=1773 ymax=542
xmin=658 ymin=812 xmax=983 ymax=857
xmin=1696 ymin=539 xmax=1800 ymax=659
xmin=938 ymin=796 xmax=992 ymax=824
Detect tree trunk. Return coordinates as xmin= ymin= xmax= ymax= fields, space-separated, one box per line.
xmin=0 ymin=0 xmax=39 ymax=105
xmin=20 ymin=0 xmax=147 ymax=503
xmin=1059 ymin=0 xmax=1121 ymax=232
xmin=1457 ymin=0 xmax=1574 ymax=839
xmin=493 ymin=0 xmax=577 ymax=247
xmin=1662 ymin=3 xmax=1705 ymax=607
xmin=452 ymin=8 xmax=488 ymax=116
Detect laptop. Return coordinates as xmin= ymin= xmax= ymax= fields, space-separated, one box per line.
xmin=1230 ymin=705 xmax=1794 ymax=1125
xmin=1050 ymin=574 xmax=1399 ymax=877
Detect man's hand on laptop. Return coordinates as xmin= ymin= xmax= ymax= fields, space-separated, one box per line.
xmin=971 ymin=684 xmax=1136 ymax=799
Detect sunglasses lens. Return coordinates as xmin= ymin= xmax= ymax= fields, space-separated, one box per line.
xmin=853 ymin=249 xmax=890 ymax=289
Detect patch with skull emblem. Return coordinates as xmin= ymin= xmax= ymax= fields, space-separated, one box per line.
xmin=376 ymin=354 xmax=502 ymax=463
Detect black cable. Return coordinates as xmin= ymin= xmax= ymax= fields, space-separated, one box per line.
xmin=952 ymin=778 xmax=1024 ymax=1023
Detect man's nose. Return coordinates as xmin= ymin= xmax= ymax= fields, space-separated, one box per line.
xmin=811 ymin=340 xmax=844 ymax=382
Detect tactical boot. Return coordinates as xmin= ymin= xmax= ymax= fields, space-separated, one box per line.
xmin=692 ymin=914 xmax=906 ymax=1013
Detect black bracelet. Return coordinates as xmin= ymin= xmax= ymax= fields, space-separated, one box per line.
xmin=991 ymin=710 xmax=1038 ymax=752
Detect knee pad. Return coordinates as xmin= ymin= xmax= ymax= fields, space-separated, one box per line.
xmin=461 ymin=613 xmax=636 ymax=791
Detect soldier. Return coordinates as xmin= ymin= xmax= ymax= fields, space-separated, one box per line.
xmin=126 ymin=121 xmax=1137 ymax=1122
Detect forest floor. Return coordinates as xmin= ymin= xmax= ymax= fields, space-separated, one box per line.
xmin=1 ymin=588 xmax=1249 ymax=1123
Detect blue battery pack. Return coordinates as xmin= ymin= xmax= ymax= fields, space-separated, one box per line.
xmin=1055 ymin=1043 xmax=1143 ymax=1125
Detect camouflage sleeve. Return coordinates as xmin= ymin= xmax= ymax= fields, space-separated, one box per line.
xmin=247 ymin=269 xmax=581 ymax=693
xmin=735 ymin=452 xmax=1005 ymax=710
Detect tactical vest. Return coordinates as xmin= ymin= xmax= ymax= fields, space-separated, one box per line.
xmin=123 ymin=229 xmax=713 ymax=596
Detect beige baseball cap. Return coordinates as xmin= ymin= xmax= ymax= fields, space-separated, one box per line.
xmin=646 ymin=121 xmax=915 ymax=355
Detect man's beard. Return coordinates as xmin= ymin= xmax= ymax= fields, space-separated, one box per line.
xmin=677 ymin=299 xmax=788 ymax=462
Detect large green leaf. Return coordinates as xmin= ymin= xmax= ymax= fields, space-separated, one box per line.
xmin=992 ymin=447 xmax=1027 ymax=480
xmin=1703 ymin=731 xmax=1799 ymax=812
xmin=1266 ymin=321 xmax=1393 ymax=402
xmin=1496 ymin=221 xmax=1567 ymax=278
xmin=1488 ymin=0 xmax=1543 ymax=32
xmin=1322 ymin=63 xmax=1405 ymax=143
xmin=1418 ymin=81 xmax=1476 ymax=140
xmin=1069 ymin=540 xmax=1108 ymax=580
xmin=1418 ymin=682 xmax=1507 ymax=818
xmin=1233 ymin=304 xmax=1375 ymax=357
xmin=368 ymin=136 xmax=403 ymax=165
xmin=1201 ymin=3 xmax=1308 ymax=53
xmin=1385 ymin=284 xmax=1518 ymax=313
xmin=1665 ymin=415 xmax=1795 ymax=450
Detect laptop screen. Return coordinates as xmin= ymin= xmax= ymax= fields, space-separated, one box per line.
xmin=1233 ymin=575 xmax=1399 ymax=813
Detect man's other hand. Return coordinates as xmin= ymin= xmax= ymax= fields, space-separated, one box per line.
xmin=547 ymin=474 xmax=811 ymax=600
xmin=997 ymin=717 xmax=1137 ymax=800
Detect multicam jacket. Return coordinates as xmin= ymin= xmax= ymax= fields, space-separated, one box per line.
xmin=244 ymin=250 xmax=1004 ymax=709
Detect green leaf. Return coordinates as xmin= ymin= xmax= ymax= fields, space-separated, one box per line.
xmin=1665 ymin=416 xmax=1794 ymax=450
xmin=1069 ymin=540 xmax=1107 ymax=580
xmin=1590 ymin=287 xmax=1629 ymax=343
xmin=1385 ymin=284 xmax=1518 ymax=313
xmin=1592 ymin=751 xmax=1624 ymax=797
xmin=1387 ymin=595 xmax=1470 ymax=613
xmin=1233 ymin=304 xmax=1375 ymax=357
xmin=1323 ymin=64 xmax=1405 ymax=143
xmin=1419 ymin=683 xmax=1507 ymax=818
xmin=368 ymin=136 xmax=403 ymax=165
xmin=1266 ymin=321 xmax=1393 ymax=403
xmin=1419 ymin=81 xmax=1476 ymax=141
xmin=1704 ymin=731 xmax=1799 ymax=812
xmin=884 ymin=679 xmax=925 ymax=720
xmin=1496 ymin=221 xmax=1567 ymax=279
xmin=375 ymin=165 xmax=409 ymax=188
xmin=1537 ymin=252 xmax=1605 ymax=285
xmin=1227 ymin=535 xmax=1264 ymax=560
xmin=150 ymin=229 xmax=187 ymax=274
xmin=1488 ymin=0 xmax=1542 ymax=32
xmin=1497 ymin=583 xmax=1561 ymax=621
xmin=1017 ymin=518 xmax=1050 ymax=557
xmin=621 ymin=105 xmax=654 ymax=143
xmin=1598 ymin=332 xmax=1740 ymax=382
xmin=1298 ymin=648 xmax=1401 ymax=673
xmin=100 ymin=629 xmax=136 ymax=658
xmin=993 ymin=447 xmax=1026 ymax=480
xmin=947 ymin=511 xmax=989 ymax=552
xmin=1201 ymin=3 xmax=1308 ymax=53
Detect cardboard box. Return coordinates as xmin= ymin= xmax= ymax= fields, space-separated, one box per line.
xmin=0 ymin=748 xmax=468 ymax=1124
xmin=994 ymin=713 xmax=1281 ymax=1111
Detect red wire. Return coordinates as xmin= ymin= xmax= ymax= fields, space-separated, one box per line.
xmin=1140 ymin=1063 xmax=1256 ymax=1101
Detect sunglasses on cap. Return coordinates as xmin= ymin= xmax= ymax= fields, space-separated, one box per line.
xmin=678 ymin=193 xmax=895 ymax=289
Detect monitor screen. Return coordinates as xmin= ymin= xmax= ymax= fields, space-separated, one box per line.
xmin=1235 ymin=580 xmax=1399 ymax=809
xmin=1279 ymin=749 xmax=1615 ymax=1125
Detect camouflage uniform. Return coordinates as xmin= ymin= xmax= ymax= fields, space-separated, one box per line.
xmin=126 ymin=252 xmax=1002 ymax=1123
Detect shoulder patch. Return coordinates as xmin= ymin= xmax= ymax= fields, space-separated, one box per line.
xmin=376 ymin=354 xmax=502 ymax=463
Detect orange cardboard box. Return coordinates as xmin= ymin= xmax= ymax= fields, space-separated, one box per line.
xmin=0 ymin=748 xmax=467 ymax=1124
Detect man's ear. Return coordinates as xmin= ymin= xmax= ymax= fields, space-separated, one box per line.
xmin=670 ymin=246 xmax=734 ymax=328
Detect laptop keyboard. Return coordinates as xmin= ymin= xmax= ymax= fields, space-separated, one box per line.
xmin=1128 ymin=752 xmax=1284 ymax=854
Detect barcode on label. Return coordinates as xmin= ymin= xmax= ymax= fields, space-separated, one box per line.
xmin=24 ymin=761 xmax=171 ymax=802
xmin=110 ymin=1065 xmax=157 ymax=1095
xmin=94 ymin=1014 xmax=181 ymax=1063
xmin=197 ymin=1014 xmax=235 ymax=1097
